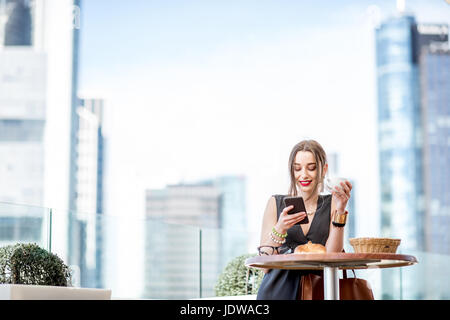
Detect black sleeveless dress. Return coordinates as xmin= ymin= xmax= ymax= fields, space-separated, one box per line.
xmin=256 ymin=194 xmax=332 ymax=300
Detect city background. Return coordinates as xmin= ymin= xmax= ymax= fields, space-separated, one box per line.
xmin=0 ymin=0 xmax=449 ymax=299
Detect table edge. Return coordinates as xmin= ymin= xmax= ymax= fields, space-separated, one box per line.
xmin=245 ymin=252 xmax=418 ymax=270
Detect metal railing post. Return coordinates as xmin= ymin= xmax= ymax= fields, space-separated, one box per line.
xmin=199 ymin=228 xmax=202 ymax=298
xmin=48 ymin=208 xmax=53 ymax=253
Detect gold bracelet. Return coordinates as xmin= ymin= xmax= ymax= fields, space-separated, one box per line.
xmin=332 ymin=210 xmax=348 ymax=227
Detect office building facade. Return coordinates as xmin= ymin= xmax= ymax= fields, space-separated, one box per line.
xmin=144 ymin=175 xmax=248 ymax=298
xmin=198 ymin=175 xmax=248 ymax=267
xmin=144 ymin=182 xmax=222 ymax=298
xmin=0 ymin=0 xmax=82 ymax=261
xmin=0 ymin=0 xmax=32 ymax=46
xmin=376 ymin=14 xmax=423 ymax=251
xmin=420 ymin=46 xmax=450 ymax=255
xmin=375 ymin=15 xmax=448 ymax=252
xmin=375 ymin=11 xmax=448 ymax=298
xmin=0 ymin=48 xmax=46 ymax=246
xmin=70 ymin=98 xmax=105 ymax=288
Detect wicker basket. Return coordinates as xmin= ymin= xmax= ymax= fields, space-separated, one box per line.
xmin=349 ymin=237 xmax=401 ymax=253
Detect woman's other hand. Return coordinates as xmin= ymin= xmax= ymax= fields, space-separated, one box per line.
xmin=332 ymin=180 xmax=352 ymax=212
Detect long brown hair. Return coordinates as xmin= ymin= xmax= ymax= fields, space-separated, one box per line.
xmin=288 ymin=140 xmax=327 ymax=196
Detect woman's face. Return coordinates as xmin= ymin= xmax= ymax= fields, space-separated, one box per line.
xmin=293 ymin=150 xmax=325 ymax=196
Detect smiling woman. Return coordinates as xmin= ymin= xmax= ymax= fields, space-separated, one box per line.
xmin=256 ymin=139 xmax=353 ymax=300
xmin=288 ymin=140 xmax=328 ymax=199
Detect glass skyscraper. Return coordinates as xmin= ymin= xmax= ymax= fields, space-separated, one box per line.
xmin=375 ymin=14 xmax=448 ymax=252
xmin=0 ymin=0 xmax=89 ymax=267
xmin=420 ymin=45 xmax=450 ymax=254
xmin=144 ymin=175 xmax=248 ymax=298
xmin=206 ymin=175 xmax=248 ymax=287
xmin=145 ymin=182 xmax=222 ymax=298
xmin=376 ymin=14 xmax=423 ymax=251
xmin=0 ymin=0 xmax=32 ymax=46
xmin=70 ymin=98 xmax=105 ymax=288
xmin=0 ymin=0 xmax=45 ymax=246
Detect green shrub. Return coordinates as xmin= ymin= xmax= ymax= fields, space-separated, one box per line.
xmin=215 ymin=253 xmax=264 ymax=296
xmin=0 ymin=243 xmax=72 ymax=286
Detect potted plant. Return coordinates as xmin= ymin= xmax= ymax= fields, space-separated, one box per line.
xmin=214 ymin=253 xmax=264 ymax=298
xmin=0 ymin=243 xmax=111 ymax=300
xmin=0 ymin=243 xmax=71 ymax=286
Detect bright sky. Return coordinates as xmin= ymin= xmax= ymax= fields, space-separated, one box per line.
xmin=77 ymin=2 xmax=450 ymax=290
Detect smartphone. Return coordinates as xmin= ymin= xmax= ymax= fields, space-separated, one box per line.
xmin=283 ymin=196 xmax=309 ymax=225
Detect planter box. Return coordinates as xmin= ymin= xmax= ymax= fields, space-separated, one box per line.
xmin=0 ymin=284 xmax=111 ymax=300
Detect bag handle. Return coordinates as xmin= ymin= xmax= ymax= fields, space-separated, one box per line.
xmin=342 ymin=269 xmax=356 ymax=279
xmin=341 ymin=249 xmax=356 ymax=279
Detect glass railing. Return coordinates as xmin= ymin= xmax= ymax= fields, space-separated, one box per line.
xmin=0 ymin=201 xmax=51 ymax=250
xmin=0 ymin=200 xmax=449 ymax=300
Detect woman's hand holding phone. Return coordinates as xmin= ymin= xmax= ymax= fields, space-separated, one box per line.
xmin=275 ymin=205 xmax=307 ymax=234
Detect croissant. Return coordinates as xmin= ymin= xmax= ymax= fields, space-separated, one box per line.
xmin=294 ymin=241 xmax=326 ymax=253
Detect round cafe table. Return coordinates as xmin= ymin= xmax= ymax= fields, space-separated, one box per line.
xmin=245 ymin=252 xmax=418 ymax=300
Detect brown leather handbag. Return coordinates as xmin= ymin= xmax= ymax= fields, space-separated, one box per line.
xmin=300 ymin=269 xmax=374 ymax=300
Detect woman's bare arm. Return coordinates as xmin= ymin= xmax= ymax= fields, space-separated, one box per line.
xmin=325 ymin=181 xmax=352 ymax=252
xmin=325 ymin=197 xmax=345 ymax=252
xmin=259 ymin=196 xmax=278 ymax=247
